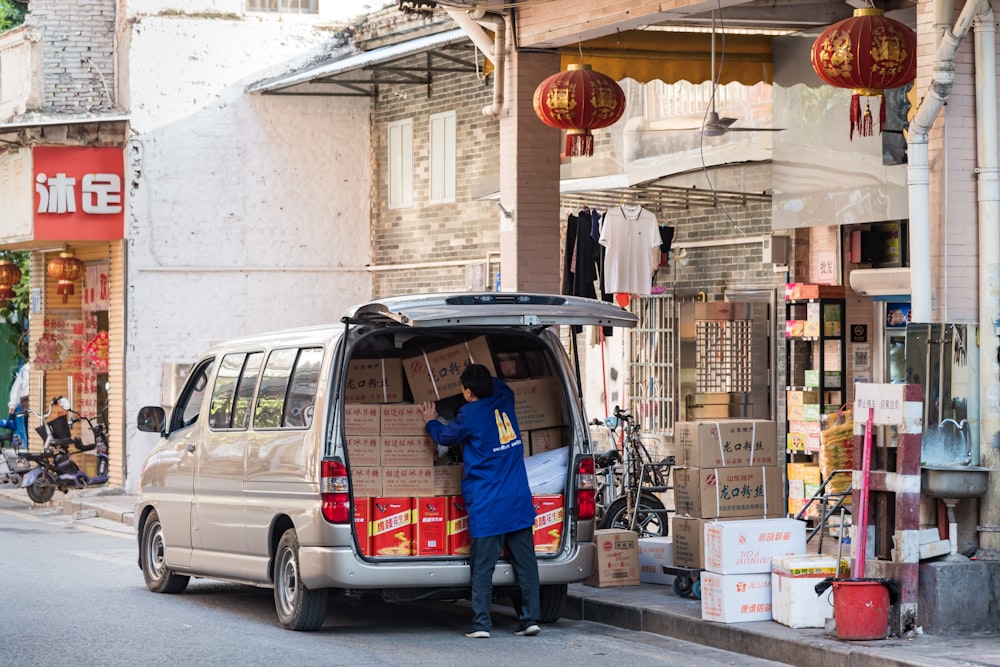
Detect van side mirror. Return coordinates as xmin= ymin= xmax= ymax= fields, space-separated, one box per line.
xmin=137 ymin=406 xmax=166 ymax=434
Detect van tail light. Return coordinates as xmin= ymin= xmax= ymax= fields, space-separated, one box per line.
xmin=321 ymin=459 xmax=351 ymax=524
xmin=575 ymin=455 xmax=596 ymax=520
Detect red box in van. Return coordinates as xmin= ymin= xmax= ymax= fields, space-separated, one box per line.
xmin=414 ymin=497 xmax=448 ymax=556
xmin=447 ymin=496 xmax=470 ymax=556
xmin=354 ymin=497 xmax=372 ymax=556
xmin=372 ymin=497 xmax=414 ymax=556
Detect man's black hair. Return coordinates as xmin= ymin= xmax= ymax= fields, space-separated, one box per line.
xmin=460 ymin=363 xmax=494 ymax=399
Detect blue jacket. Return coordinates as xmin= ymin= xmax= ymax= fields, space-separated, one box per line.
xmin=425 ymin=378 xmax=535 ymax=538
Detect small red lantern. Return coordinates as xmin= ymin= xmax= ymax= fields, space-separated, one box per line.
xmin=811 ymin=7 xmax=916 ymax=139
xmin=533 ymin=63 xmax=626 ymax=157
xmin=47 ymin=251 xmax=85 ymax=303
xmin=0 ymin=258 xmax=22 ymax=301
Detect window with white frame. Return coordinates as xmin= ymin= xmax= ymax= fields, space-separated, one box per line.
xmin=388 ymin=119 xmax=413 ymax=209
xmin=246 ymin=0 xmax=317 ymax=13
xmin=428 ymin=111 xmax=456 ymax=204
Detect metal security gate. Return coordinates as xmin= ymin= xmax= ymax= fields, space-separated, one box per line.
xmin=627 ymin=294 xmax=676 ymax=436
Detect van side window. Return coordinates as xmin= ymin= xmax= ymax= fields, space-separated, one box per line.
xmin=254 ymin=348 xmax=298 ymax=430
xmin=283 ymin=347 xmax=323 ymax=428
xmin=232 ymin=352 xmax=263 ymax=430
xmin=209 ymin=353 xmax=246 ymax=429
xmin=172 ymin=359 xmax=215 ymax=431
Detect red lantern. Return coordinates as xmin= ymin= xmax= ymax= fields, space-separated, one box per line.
xmin=811 ymin=8 xmax=916 ymax=139
xmin=533 ymin=63 xmax=626 ymax=157
xmin=0 ymin=258 xmax=22 ymax=301
xmin=47 ymin=251 xmax=85 ymax=303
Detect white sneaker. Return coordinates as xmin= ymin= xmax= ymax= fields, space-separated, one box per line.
xmin=514 ymin=624 xmax=540 ymax=636
xmin=465 ymin=630 xmax=490 ymax=639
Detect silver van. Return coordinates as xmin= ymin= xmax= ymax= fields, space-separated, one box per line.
xmin=134 ymin=292 xmax=637 ymax=630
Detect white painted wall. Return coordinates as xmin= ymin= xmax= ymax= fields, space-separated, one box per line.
xmin=123 ymin=13 xmax=372 ymax=490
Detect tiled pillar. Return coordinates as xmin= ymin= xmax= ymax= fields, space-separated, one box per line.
xmin=498 ymin=47 xmax=562 ymax=292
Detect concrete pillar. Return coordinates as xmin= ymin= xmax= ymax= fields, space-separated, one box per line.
xmin=498 ymin=47 xmax=562 ymax=293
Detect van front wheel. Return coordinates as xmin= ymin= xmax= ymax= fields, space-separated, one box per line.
xmin=539 ymin=583 xmax=567 ymax=623
xmin=274 ymin=529 xmax=328 ymax=631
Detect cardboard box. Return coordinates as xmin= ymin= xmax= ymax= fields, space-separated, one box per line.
xmin=371 ymin=497 xmax=414 ymax=556
xmin=413 ymin=497 xmax=448 ymax=556
xmin=380 ymin=403 xmax=429 ymax=436
xmin=784 ymin=283 xmax=846 ymax=301
xmin=402 ymin=336 xmax=496 ymax=402
xmin=786 ymin=390 xmax=820 ymax=406
xmin=382 ymin=466 xmax=435 ymax=496
xmin=673 ymin=465 xmax=783 ymax=519
xmin=671 ymin=515 xmax=781 ymax=569
xmin=675 ymin=420 xmax=779 ymax=468
xmin=786 ymin=462 xmax=822 ymax=485
xmin=532 ymin=494 xmax=564 ymax=554
xmin=380 ymin=435 xmax=435 ymax=467
xmin=346 ymin=436 xmax=380 ymax=467
xmin=700 ymin=571 xmax=773 ymax=623
xmin=703 ymin=518 xmax=807 ymax=574
xmin=433 ymin=464 xmax=463 ymax=496
xmin=638 ymin=537 xmax=676 ymax=586
xmin=784 ymin=320 xmax=805 ymax=338
xmin=586 ymin=529 xmax=640 ymax=588
xmin=771 ymin=554 xmax=845 ymax=628
xmin=788 ymin=479 xmax=805 ymax=499
xmin=351 ymin=466 xmax=383 ymax=497
xmin=510 ymin=377 xmax=565 ymax=431
xmin=354 ymin=497 xmax=372 ymax=556
xmin=528 ymin=427 xmax=566 ymax=456
xmin=345 ymin=403 xmax=380 ymax=436
xmin=447 ymin=496 xmax=471 ymax=555
xmin=345 ymin=358 xmax=405 ymax=404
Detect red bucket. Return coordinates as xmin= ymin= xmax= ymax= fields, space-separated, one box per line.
xmin=832 ymin=579 xmax=890 ymax=640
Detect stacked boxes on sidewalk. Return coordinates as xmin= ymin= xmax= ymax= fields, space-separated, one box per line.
xmin=671 ymin=420 xmax=784 ymax=571
xmin=345 ymin=336 xmax=568 ymax=558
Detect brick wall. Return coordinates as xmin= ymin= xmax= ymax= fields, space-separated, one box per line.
xmin=371 ymin=55 xmax=500 ymax=297
xmin=26 ymin=0 xmax=117 ymax=112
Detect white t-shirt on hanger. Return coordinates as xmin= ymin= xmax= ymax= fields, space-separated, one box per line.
xmin=598 ymin=204 xmax=661 ymax=295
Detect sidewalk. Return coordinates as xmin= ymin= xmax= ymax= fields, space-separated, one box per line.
xmin=4 ymin=487 xmax=1000 ymax=667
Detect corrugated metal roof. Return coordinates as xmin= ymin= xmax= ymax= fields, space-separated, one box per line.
xmin=246 ymin=28 xmax=471 ymax=96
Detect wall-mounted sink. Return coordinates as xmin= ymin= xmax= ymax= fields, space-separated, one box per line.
xmin=921 ymin=465 xmax=991 ymax=499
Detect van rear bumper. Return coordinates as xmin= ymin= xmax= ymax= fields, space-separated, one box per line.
xmin=298 ymin=543 xmax=595 ymax=590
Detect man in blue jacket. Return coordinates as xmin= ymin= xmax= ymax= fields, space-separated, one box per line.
xmin=420 ymin=364 xmax=540 ymax=639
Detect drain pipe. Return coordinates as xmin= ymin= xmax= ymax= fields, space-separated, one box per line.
xmin=974 ymin=6 xmax=997 ymax=475
xmin=908 ymin=0 xmax=986 ymax=322
xmin=445 ymin=8 xmax=506 ymax=118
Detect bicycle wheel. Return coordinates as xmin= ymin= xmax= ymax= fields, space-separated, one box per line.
xmin=599 ymin=494 xmax=668 ymax=537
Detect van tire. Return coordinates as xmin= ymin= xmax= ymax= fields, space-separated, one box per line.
xmin=274 ymin=529 xmax=328 ymax=631
xmin=140 ymin=510 xmax=190 ymax=594
xmin=539 ymin=583 xmax=567 ymax=623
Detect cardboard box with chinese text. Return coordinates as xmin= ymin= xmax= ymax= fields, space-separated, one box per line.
xmin=371 ymin=497 xmax=414 ymax=556
xmin=402 ymin=336 xmax=496 ymax=403
xmin=703 ymin=518 xmax=807 ymax=574
xmin=346 ymin=436 xmax=380 ymax=467
xmin=700 ymin=571 xmax=773 ymax=623
xmin=382 ymin=466 xmax=435 ymax=496
xmin=350 ymin=466 xmax=382 ymax=497
xmin=675 ymin=420 xmax=779 ymax=468
xmin=673 ymin=465 xmax=783 ymax=518
xmin=671 ymin=515 xmax=780 ymax=569
xmin=638 ymin=537 xmax=676 ymax=586
xmin=532 ymin=494 xmax=564 ymax=554
xmin=345 ymin=403 xmax=380 ymax=436
xmin=433 ymin=464 xmax=463 ymax=496
xmin=345 ymin=358 xmax=404 ymax=404
xmin=380 ymin=435 xmax=435 ymax=467
xmin=585 ymin=529 xmax=639 ymax=588
xmin=510 ymin=377 xmax=565 ymax=431
xmin=380 ymin=403 xmax=429 ymax=436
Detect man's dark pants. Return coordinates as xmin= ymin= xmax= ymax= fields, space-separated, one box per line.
xmin=468 ymin=526 xmax=540 ymax=632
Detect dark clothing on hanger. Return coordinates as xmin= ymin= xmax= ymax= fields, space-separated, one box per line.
xmin=563 ymin=210 xmax=599 ymax=300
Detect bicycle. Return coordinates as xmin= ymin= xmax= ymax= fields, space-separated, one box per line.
xmin=592 ymin=406 xmax=673 ymax=537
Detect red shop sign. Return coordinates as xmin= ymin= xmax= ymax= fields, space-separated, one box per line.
xmin=33 ymin=146 xmax=124 ymax=241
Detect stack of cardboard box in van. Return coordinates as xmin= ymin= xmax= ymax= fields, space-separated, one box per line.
xmin=671 ymin=420 xmax=783 ymax=570
xmin=344 ymin=336 xmax=571 ymax=558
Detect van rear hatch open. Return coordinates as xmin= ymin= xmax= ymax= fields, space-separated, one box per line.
xmin=343 ymin=293 xmax=639 ymax=329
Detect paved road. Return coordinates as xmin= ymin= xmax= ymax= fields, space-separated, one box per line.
xmin=0 ymin=495 xmax=792 ymax=666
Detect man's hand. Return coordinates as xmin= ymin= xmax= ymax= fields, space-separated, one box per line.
xmin=419 ymin=401 xmax=438 ymax=423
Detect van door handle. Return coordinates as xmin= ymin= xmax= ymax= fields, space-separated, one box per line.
xmin=187 ymin=443 xmax=196 ymax=453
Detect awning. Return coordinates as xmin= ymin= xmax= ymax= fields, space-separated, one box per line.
xmin=0 ymin=112 xmax=130 ymax=135
xmin=246 ymin=28 xmax=479 ymax=97
xmin=562 ymin=32 xmax=773 ymax=86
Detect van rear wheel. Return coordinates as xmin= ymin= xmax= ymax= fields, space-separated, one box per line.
xmin=539 ymin=583 xmax=567 ymax=623
xmin=274 ymin=529 xmax=328 ymax=631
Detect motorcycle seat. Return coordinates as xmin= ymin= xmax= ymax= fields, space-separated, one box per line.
xmin=595 ymin=449 xmax=621 ymax=467
xmin=49 ymin=437 xmax=75 ymax=448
